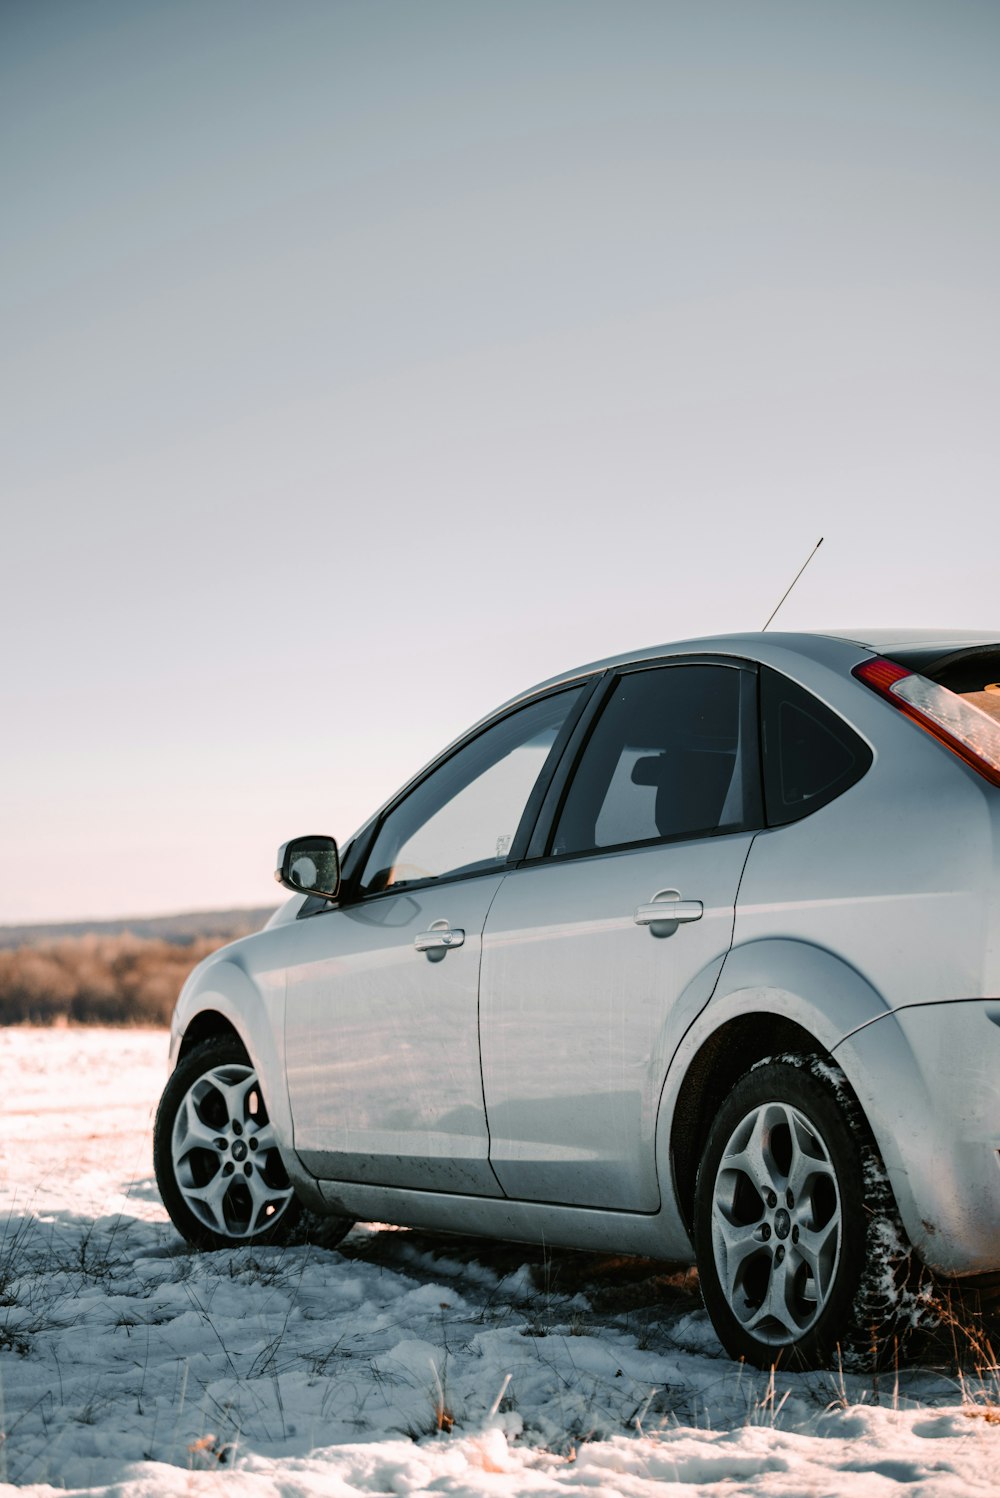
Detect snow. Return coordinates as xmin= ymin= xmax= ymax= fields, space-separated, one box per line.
xmin=1 ymin=1028 xmax=999 ymax=1496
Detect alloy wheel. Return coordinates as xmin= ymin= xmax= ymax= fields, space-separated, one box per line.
xmin=170 ymin=1062 xmax=296 ymax=1240
xmin=709 ymin=1099 xmax=842 ymax=1347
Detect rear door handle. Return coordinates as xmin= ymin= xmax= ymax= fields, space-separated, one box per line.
xmin=634 ymin=889 xmax=704 ymax=927
xmin=414 ymin=922 xmax=466 ymax=952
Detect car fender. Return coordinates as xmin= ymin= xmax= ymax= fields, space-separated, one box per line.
xmin=705 ymin=945 xmax=943 ymax=1251
xmin=710 ymin=937 xmax=893 ymax=1042
xmin=169 ymin=941 xmax=292 ymax=1150
xmin=653 ymin=938 xmax=895 ymax=1211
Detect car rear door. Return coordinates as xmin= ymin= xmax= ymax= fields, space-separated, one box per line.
xmin=479 ymin=659 xmax=761 ymax=1211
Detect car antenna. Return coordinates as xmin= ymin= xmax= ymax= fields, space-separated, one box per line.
xmin=762 ymin=536 xmax=824 ymax=630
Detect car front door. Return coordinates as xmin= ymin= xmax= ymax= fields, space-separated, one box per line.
xmin=479 ymin=660 xmax=761 ymax=1212
xmin=282 ymin=684 xmax=585 ymax=1194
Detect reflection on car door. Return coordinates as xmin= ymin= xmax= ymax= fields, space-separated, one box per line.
xmin=479 ymin=661 xmax=760 ymax=1212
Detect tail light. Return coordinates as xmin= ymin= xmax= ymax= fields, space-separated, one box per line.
xmin=854 ymin=658 xmax=1000 ymax=788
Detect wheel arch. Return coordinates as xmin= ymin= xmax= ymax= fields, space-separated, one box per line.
xmin=170 ymin=954 xmax=291 ymax=1151
xmin=177 ymin=1009 xmax=247 ymax=1063
xmin=660 ymin=937 xmax=894 ymax=1235
xmin=668 ymin=1013 xmax=834 ymax=1233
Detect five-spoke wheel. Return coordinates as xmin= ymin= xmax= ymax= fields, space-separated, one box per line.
xmin=694 ymin=1056 xmax=912 ymax=1370
xmin=708 ymin=1099 xmax=841 ymax=1348
xmin=154 ymin=1036 xmax=300 ymax=1249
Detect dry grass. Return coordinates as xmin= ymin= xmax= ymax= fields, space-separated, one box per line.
xmin=898 ymin=1280 xmax=1000 ymax=1423
xmin=0 ymin=932 xmax=238 ymax=1026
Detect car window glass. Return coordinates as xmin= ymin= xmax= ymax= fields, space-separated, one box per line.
xmin=552 ymin=664 xmax=756 ymax=856
xmin=760 ymin=667 xmax=872 ymax=825
xmin=359 ymin=688 xmax=582 ymax=894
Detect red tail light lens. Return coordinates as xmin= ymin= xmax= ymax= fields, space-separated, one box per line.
xmin=854 ymin=658 xmax=1000 ymax=788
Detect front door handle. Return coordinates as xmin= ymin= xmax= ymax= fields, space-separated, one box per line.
xmin=414 ymin=921 xmax=466 ymax=953
xmin=634 ymin=889 xmax=704 ymax=927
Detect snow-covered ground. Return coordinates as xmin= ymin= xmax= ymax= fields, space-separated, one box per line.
xmin=1 ymin=1028 xmax=999 ymax=1496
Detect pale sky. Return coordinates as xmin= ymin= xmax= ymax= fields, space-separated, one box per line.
xmin=3 ymin=0 xmax=999 ymax=925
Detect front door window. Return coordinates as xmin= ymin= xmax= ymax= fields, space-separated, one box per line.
xmin=360 ymin=686 xmax=583 ymax=895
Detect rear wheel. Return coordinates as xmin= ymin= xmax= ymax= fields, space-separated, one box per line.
xmin=154 ymin=1036 xmax=303 ymax=1250
xmin=693 ymin=1055 xmax=918 ymax=1369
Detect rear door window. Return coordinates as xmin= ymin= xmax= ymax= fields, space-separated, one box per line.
xmin=551 ymin=662 xmax=761 ymax=856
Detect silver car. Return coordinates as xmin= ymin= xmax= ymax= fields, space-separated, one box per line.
xmin=154 ymin=630 xmax=1000 ymax=1369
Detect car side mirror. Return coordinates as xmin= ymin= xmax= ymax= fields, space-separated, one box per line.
xmin=275 ymin=835 xmax=341 ymax=899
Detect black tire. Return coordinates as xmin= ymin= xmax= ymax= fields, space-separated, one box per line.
xmin=693 ymin=1054 xmax=921 ymax=1370
xmin=154 ymin=1035 xmax=304 ymax=1251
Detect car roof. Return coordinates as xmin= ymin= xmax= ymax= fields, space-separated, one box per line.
xmin=509 ymin=628 xmax=1000 ymax=705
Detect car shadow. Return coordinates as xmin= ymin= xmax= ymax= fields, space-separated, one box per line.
xmin=336 ymin=1219 xmax=700 ymax=1314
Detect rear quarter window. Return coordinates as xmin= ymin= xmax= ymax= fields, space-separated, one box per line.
xmin=760 ymin=667 xmax=872 ymax=826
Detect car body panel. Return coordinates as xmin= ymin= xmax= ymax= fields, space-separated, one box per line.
xmin=677 ymin=937 xmax=897 ymax=1060
xmin=283 ymin=874 xmax=506 ymax=1195
xmin=733 ymin=789 xmax=993 ymax=1012
xmin=733 ymin=700 xmax=998 ymax=1012
xmin=834 ymin=1001 xmax=1000 ymax=1273
xmin=312 ymin=1173 xmax=694 ymax=1259
xmin=480 ymin=833 xmax=754 ymax=1209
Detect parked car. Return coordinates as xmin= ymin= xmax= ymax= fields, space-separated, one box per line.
xmin=154 ymin=629 xmax=1000 ymax=1368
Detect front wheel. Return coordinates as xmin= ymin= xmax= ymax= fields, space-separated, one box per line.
xmin=154 ymin=1036 xmax=302 ymax=1250
xmin=693 ymin=1055 xmax=918 ymax=1370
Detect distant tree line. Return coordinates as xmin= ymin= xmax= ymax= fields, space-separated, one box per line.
xmin=0 ymin=933 xmax=235 ymax=1026
xmin=0 ymin=907 xmax=275 ymax=949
